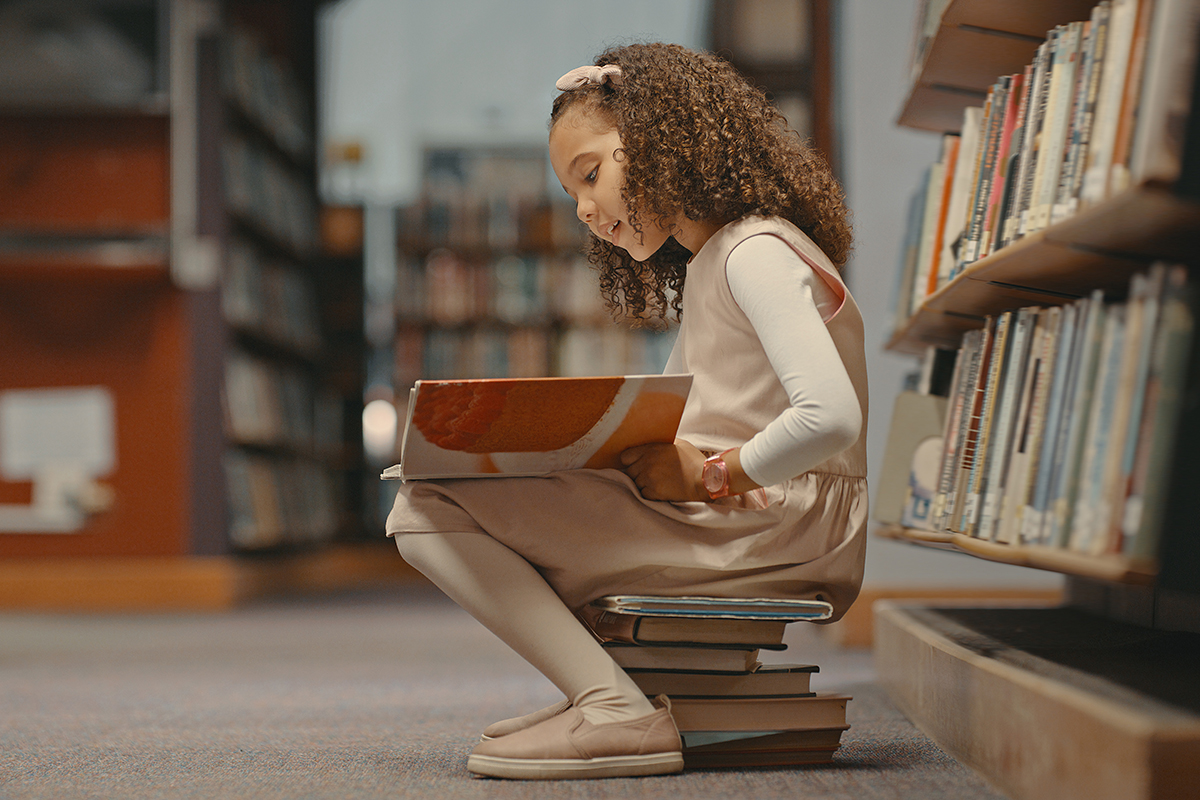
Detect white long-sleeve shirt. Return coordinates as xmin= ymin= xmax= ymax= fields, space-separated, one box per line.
xmin=666 ymin=233 xmax=861 ymax=486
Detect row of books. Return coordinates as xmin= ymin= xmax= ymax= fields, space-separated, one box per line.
xmin=398 ymin=196 xmax=584 ymax=255
xmin=580 ymin=596 xmax=849 ymax=768
xmin=394 ymin=323 xmax=676 ymax=385
xmin=396 ymin=252 xmax=622 ymax=328
xmin=916 ymin=264 xmax=1193 ymax=560
xmin=223 ymin=449 xmax=340 ymax=550
xmin=222 ymin=133 xmax=319 ymax=258
xmin=899 ymin=0 xmax=1200 ymax=323
xmin=223 ymin=238 xmax=322 ymax=356
xmin=224 ymin=350 xmax=344 ymax=455
xmin=221 ymin=25 xmax=313 ymax=162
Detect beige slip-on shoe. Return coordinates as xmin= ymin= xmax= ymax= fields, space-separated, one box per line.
xmin=480 ymin=699 xmax=572 ymax=741
xmin=467 ymin=696 xmax=684 ymax=780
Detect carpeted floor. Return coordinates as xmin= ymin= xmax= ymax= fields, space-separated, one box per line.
xmin=0 ymin=584 xmax=1006 ymax=799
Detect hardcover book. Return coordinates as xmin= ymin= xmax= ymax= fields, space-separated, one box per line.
xmin=382 ymin=374 xmax=692 ymax=481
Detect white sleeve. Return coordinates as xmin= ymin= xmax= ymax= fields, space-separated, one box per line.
xmin=726 ymin=234 xmax=861 ymax=486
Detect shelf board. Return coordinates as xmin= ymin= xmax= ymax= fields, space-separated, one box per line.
xmin=875 ymin=602 xmax=1200 ymax=800
xmin=886 ymin=183 xmax=1200 ymax=354
xmin=877 ymin=524 xmax=1158 ymax=585
xmin=899 ymin=0 xmax=1103 ymax=132
xmin=0 ymin=237 xmax=170 ymax=282
xmin=0 ymin=542 xmax=424 ymax=612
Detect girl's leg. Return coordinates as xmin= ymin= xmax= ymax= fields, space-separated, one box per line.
xmin=394 ymin=531 xmax=656 ymax=726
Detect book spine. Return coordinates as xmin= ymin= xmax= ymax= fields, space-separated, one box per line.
xmin=978 ymin=309 xmax=1033 ymax=540
xmin=931 ymin=330 xmax=981 ymax=529
xmin=962 ymin=83 xmax=1007 ymax=267
xmin=948 ymin=320 xmax=995 ymax=531
xmin=1017 ymin=38 xmax=1055 ymax=239
xmin=1016 ymin=307 xmax=1063 ymax=544
xmin=1026 ymin=303 xmax=1078 ymax=544
xmin=965 ymin=312 xmax=1013 ymax=536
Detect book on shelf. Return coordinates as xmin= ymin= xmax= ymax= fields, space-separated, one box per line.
xmin=603 ymin=642 xmax=762 ymax=673
xmin=918 ymin=265 xmax=1193 ymax=558
xmin=976 ymin=308 xmax=1034 ymax=540
xmin=898 ymin=0 xmax=1200 ymax=327
xmin=381 ymin=373 xmax=692 ymax=481
xmin=963 ymin=310 xmax=1014 ymax=536
xmin=626 ymin=663 xmax=818 ymax=699
xmin=1126 ymin=266 xmax=1194 ymax=557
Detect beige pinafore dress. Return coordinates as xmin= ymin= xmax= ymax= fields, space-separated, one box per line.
xmin=386 ymin=215 xmax=868 ymax=621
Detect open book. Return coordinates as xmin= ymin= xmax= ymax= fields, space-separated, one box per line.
xmin=381 ymin=374 xmax=693 ymax=481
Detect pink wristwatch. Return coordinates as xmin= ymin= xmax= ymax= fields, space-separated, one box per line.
xmin=702 ymin=449 xmax=735 ymax=499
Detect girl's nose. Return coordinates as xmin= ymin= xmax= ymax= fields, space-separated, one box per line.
xmin=575 ymin=196 xmax=595 ymax=223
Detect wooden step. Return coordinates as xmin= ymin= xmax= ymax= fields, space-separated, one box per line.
xmin=874 ymin=601 xmax=1200 ymax=800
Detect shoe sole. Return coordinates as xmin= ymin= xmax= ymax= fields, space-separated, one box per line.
xmin=467 ymin=751 xmax=684 ymax=780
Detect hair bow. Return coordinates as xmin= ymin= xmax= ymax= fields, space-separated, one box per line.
xmin=555 ymin=64 xmax=623 ymax=91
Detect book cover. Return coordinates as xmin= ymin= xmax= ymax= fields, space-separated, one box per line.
xmin=681 ymin=727 xmax=847 ymax=768
xmin=1106 ymin=267 xmax=1165 ymax=552
xmin=978 ymin=308 xmax=1034 ymax=541
xmin=578 ymin=606 xmax=788 ymax=649
xmin=590 ymin=594 xmax=833 ymax=621
xmin=1107 ymin=0 xmax=1159 ymax=195
xmin=979 ymin=71 xmax=1025 ymax=259
xmin=962 ymin=82 xmax=1006 ymax=267
xmin=1129 ymin=0 xmax=1200 ymax=186
xmin=627 ymin=663 xmax=817 ymax=699
xmin=603 ymin=642 xmax=761 ymax=673
xmin=1026 ymin=302 xmax=1079 ymax=544
xmin=1127 ymin=266 xmax=1194 ymax=558
xmin=940 ymin=106 xmax=983 ymax=284
xmin=932 ymin=329 xmax=982 ymax=529
xmin=925 ymin=134 xmax=960 ymax=297
xmin=947 ymin=320 xmax=995 ymax=531
xmin=1049 ymin=292 xmax=1108 ymax=547
xmin=1029 ymin=22 xmax=1083 ymax=234
xmin=1081 ymin=0 xmax=1140 ymax=207
xmin=964 ymin=312 xmax=1013 ymax=536
xmin=383 ymin=373 xmax=692 ymax=481
xmin=1014 ymin=306 xmax=1064 ymax=544
xmin=995 ymin=309 xmax=1047 ymax=545
xmin=1016 ymin=38 xmax=1054 ymax=240
xmin=667 ymin=693 xmax=850 ymax=733
xmin=1069 ymin=304 xmax=1127 ymax=552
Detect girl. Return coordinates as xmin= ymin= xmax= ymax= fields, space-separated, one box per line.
xmin=388 ymin=42 xmax=868 ymax=780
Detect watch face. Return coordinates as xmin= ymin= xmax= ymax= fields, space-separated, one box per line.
xmin=702 ymin=460 xmax=725 ymax=493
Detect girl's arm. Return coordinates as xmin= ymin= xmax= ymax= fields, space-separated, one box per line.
xmin=727 ymin=234 xmax=861 ymax=487
xmin=620 ymin=234 xmax=860 ymax=501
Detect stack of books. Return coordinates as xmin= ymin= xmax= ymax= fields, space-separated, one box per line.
xmin=580 ymin=595 xmax=852 ymax=768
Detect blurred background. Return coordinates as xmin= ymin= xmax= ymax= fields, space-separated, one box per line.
xmin=0 ymin=0 xmax=1059 ymax=622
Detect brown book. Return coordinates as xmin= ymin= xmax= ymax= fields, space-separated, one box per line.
xmin=603 ymin=643 xmax=759 ymax=673
xmin=579 ymin=604 xmax=788 ymax=648
xmin=667 ymin=693 xmax=850 ymax=732
xmin=627 ymin=663 xmax=817 ymax=698
xmin=681 ymin=727 xmax=848 ymax=767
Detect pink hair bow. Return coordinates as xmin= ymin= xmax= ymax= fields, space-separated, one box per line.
xmin=555 ymin=64 xmax=623 ymax=91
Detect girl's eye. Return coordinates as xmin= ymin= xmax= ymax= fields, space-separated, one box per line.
xmin=586 ymin=167 xmax=598 ymax=183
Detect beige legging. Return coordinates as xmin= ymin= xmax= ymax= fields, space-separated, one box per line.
xmin=394 ymin=531 xmax=655 ymax=726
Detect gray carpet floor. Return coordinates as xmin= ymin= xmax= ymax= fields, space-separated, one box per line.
xmin=0 ymin=584 xmax=1006 ymax=799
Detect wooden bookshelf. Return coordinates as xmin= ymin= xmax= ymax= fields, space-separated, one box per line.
xmin=887 ymin=182 xmax=1200 ymax=355
xmin=879 ymin=2 xmax=1200 ymax=797
xmin=877 ymin=525 xmax=1157 ymax=584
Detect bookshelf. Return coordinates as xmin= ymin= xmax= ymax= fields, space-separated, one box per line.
xmin=391 ymin=146 xmax=678 ymax=395
xmin=876 ymin=2 xmax=1200 ymax=798
xmin=0 ymin=1 xmax=402 ymax=607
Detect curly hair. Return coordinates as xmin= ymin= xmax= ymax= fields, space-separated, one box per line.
xmin=550 ymin=42 xmax=852 ymax=323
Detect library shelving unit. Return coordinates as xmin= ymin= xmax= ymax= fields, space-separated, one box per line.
xmin=875 ymin=2 xmax=1200 ymax=799
xmin=391 ymin=147 xmax=678 ymax=393
xmin=0 ymin=0 xmax=410 ymax=611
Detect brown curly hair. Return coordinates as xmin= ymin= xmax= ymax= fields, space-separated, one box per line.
xmin=550 ymin=42 xmax=852 ymax=323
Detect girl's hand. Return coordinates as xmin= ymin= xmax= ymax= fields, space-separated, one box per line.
xmin=619 ymin=439 xmax=708 ymax=502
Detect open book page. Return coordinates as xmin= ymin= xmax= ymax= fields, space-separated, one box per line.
xmin=383 ymin=374 xmax=693 ymax=481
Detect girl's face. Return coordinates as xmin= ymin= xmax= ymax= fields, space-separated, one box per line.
xmin=549 ymin=109 xmax=674 ymax=262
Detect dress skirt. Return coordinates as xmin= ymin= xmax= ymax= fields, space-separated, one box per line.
xmin=386 ymin=467 xmax=866 ymax=621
